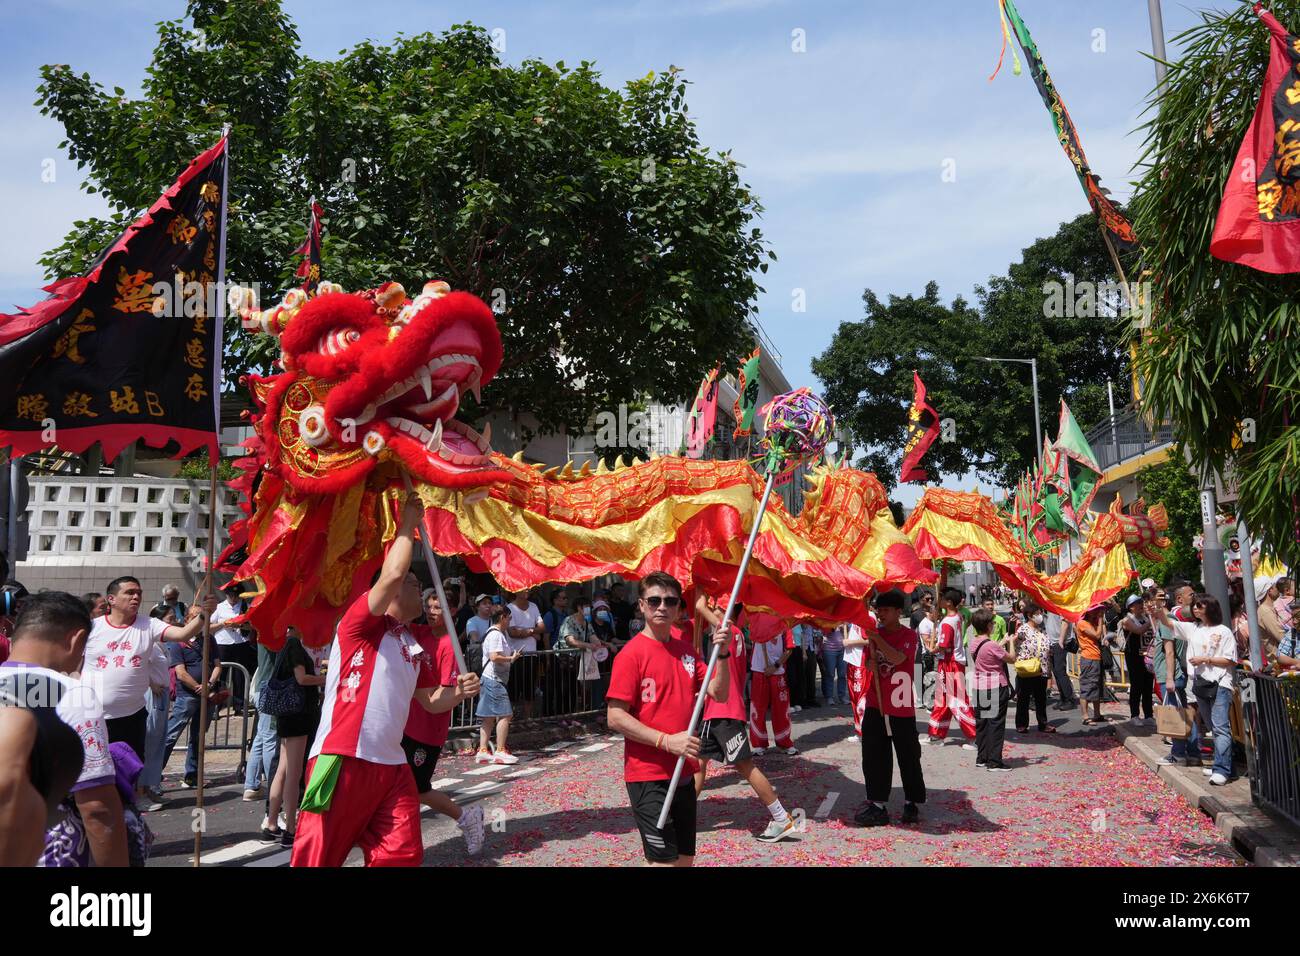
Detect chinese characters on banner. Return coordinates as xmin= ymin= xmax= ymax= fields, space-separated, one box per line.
xmin=0 ymin=136 xmax=228 ymax=461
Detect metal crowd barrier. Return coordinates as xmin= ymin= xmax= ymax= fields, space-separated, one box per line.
xmin=449 ymin=645 xmax=614 ymax=731
xmin=1241 ymin=671 xmax=1300 ymax=828
xmin=205 ymin=661 xmax=251 ymax=777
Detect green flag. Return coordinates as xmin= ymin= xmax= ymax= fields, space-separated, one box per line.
xmin=1054 ymin=399 xmax=1101 ymax=472
xmin=732 ymin=347 xmax=761 ymax=438
xmin=1040 ymin=488 xmax=1066 ymax=533
xmin=1053 ymin=399 xmax=1101 ymax=516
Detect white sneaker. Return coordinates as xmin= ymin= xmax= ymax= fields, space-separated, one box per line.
xmin=917 ymin=733 xmax=930 ymax=742
xmin=960 ymin=743 xmax=977 ymax=751
xmin=1208 ymin=772 xmax=1230 ymax=786
xmin=752 ymin=747 xmax=767 ymax=756
xmin=492 ymin=750 xmax=519 ymax=765
xmin=458 ymin=803 xmax=485 ymax=855
xmin=784 ymin=746 xmax=800 ymax=756
xmin=474 ymin=749 xmax=494 ymax=764
xmin=242 ymin=787 xmax=262 ymax=801
xmin=756 ymin=817 xmax=798 ymax=843
xmin=1202 ymin=767 xmax=1214 ymax=776
xmin=925 ymin=736 xmax=944 ymax=746
xmin=790 ymin=705 xmax=801 ymax=714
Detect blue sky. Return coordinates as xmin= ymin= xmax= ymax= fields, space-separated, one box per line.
xmin=0 ymin=0 xmax=1203 ymax=498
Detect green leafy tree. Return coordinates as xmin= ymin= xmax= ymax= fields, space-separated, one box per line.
xmin=813 ymin=214 xmax=1128 ymax=490
xmin=1130 ymin=2 xmax=1300 ymax=566
xmin=35 ymin=1 xmax=769 ymax=440
xmin=176 ymin=451 xmax=239 ymax=482
xmin=1131 ymin=449 xmax=1201 ymax=585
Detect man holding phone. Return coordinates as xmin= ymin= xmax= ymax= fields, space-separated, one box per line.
xmin=606 ymin=571 xmax=730 ymax=866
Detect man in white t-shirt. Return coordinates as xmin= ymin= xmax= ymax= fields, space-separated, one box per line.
xmin=507 ymin=591 xmax=543 ymax=718
xmin=1 ymin=591 xmax=127 ymax=866
xmin=211 ymin=583 xmax=255 ymax=711
xmin=84 ymin=575 xmax=216 ymax=763
xmin=507 ymin=591 xmax=544 ymax=650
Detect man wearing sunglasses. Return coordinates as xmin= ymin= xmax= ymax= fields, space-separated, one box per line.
xmin=607 ymin=571 xmax=730 ymax=866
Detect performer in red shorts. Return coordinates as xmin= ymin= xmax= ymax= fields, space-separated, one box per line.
xmin=291 ymin=494 xmax=479 ymax=867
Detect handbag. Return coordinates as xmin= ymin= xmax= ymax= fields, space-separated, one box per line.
xmin=1154 ymin=701 xmax=1197 ymax=738
xmin=1013 ymin=656 xmax=1043 ymax=677
xmin=1192 ymin=674 xmax=1218 ymax=698
xmin=259 ymin=644 xmax=305 ymax=717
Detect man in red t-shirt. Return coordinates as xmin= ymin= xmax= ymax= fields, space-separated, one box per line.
xmin=606 ymin=571 xmax=729 ymax=866
xmin=401 ymin=588 xmax=485 ymax=856
xmin=291 ymin=495 xmax=480 ymax=867
xmin=855 ymin=590 xmax=927 ymax=827
xmin=691 ymin=596 xmax=796 ymax=843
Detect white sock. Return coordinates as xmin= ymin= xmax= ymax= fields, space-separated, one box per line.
xmin=766 ymin=799 xmax=789 ymax=825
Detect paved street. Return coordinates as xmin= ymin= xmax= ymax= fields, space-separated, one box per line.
xmin=150 ymin=696 xmax=1240 ymax=867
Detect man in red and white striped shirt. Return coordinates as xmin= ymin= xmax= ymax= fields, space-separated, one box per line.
xmin=291 ymin=494 xmax=479 ymax=867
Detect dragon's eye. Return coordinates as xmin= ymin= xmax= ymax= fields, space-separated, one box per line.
xmin=318 ymin=328 xmax=361 ymax=356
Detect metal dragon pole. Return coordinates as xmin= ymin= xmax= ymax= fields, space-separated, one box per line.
xmin=195 ymin=123 xmax=231 ymax=868
xmin=655 ymin=468 xmax=778 ymax=830
xmin=402 ymin=471 xmax=469 ymax=675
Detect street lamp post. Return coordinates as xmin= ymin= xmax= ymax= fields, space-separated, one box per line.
xmin=976 ymin=356 xmax=1043 ymax=469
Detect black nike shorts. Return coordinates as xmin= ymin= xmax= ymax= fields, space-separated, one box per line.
xmin=626 ymin=778 xmax=697 ymax=862
xmin=401 ymin=734 xmax=443 ymax=794
xmin=698 ymin=717 xmax=751 ymax=765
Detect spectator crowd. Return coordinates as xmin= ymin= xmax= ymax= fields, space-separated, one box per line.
xmin=1 ymin=533 xmax=1296 ymax=866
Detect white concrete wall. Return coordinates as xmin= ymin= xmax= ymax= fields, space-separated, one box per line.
xmin=16 ymin=476 xmax=242 ymax=598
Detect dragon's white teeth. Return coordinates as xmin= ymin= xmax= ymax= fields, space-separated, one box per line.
xmin=478 ymin=421 xmax=491 ymax=452
xmin=418 ymin=368 xmax=433 ymax=401
xmin=470 ymin=376 xmax=482 ymax=405
xmin=427 ymin=418 xmax=443 ymax=451
xmin=356 ymin=403 xmax=377 ymax=425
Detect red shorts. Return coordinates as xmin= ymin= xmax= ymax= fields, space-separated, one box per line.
xmin=290 ymin=756 xmax=423 ymax=867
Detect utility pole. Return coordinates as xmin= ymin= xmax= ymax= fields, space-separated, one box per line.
xmin=1147 ymin=0 xmax=1230 ymax=611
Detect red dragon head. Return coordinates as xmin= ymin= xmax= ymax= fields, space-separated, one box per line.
xmin=232 ymin=280 xmax=510 ymax=493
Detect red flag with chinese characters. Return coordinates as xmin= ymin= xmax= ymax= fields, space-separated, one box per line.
xmin=899 ymin=371 xmax=940 ymax=483
xmin=0 ymin=137 xmax=227 ymax=461
xmin=293 ymin=201 xmax=324 ymax=292
xmin=1210 ymin=4 xmax=1300 ymax=273
xmin=685 ymin=364 xmax=720 ymax=459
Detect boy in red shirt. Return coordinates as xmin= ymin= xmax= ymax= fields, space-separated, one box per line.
xmin=691 ymin=596 xmax=796 ymax=843
xmin=607 ymin=571 xmax=730 ymax=866
xmin=926 ymin=587 xmax=976 ymax=747
xmin=291 ymin=495 xmax=480 ymax=867
xmin=401 ymin=589 xmax=485 ymax=856
xmin=855 ymin=590 xmax=927 ymax=826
